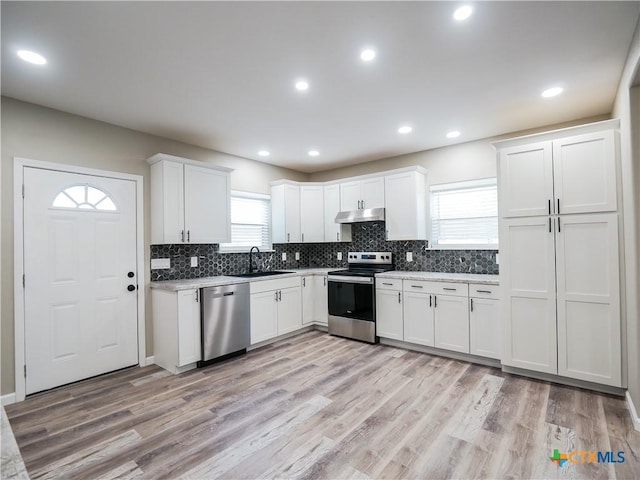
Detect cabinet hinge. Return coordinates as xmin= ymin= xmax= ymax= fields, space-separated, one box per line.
xmin=24 ymin=365 xmax=27 ymax=378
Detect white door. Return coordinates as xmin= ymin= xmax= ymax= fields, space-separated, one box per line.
xmin=500 ymin=216 xmax=557 ymax=374
xmin=499 ymin=141 xmax=554 ymax=218
xmin=284 ymin=184 xmax=301 ymax=243
xmin=184 ymin=164 xmax=230 ymax=243
xmin=301 ymin=276 xmax=315 ymax=325
xmin=250 ymin=291 xmax=278 ymax=344
xmin=385 ymin=172 xmax=426 ymax=241
xmin=300 ymin=186 xmax=325 ymax=243
xmin=340 ymin=181 xmax=362 ymax=211
xmin=434 ymin=294 xmax=469 ymax=353
xmin=177 ymin=289 xmax=201 ymax=367
xmin=403 ymin=292 xmax=434 ymax=347
xmin=277 ymin=286 xmax=302 ymax=334
xmin=23 ymin=167 xmax=139 ymax=394
xmin=556 ymin=213 xmax=621 ymax=386
xmin=470 ymin=297 xmax=501 ymax=359
xmin=156 ymin=160 xmax=184 ymax=244
xmin=376 ymin=289 xmax=403 ymax=340
xmin=553 ymin=130 xmax=617 ymax=215
xmin=323 ymin=184 xmax=351 ymax=242
xmin=361 ymin=177 xmax=385 ymax=209
xmin=314 ymin=276 xmax=328 ymax=326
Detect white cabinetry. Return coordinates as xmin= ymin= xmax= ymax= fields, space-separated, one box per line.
xmin=250 ymin=277 xmax=302 ymax=344
xmin=403 ymin=288 xmax=435 ymax=347
xmin=303 ymin=275 xmax=329 ymax=326
xmin=152 ymin=288 xmax=201 ymax=374
xmin=300 ymin=185 xmax=325 ymax=243
xmin=469 ymin=284 xmax=501 ymax=359
xmin=375 ymin=279 xmax=403 ymax=340
xmin=340 ymin=177 xmax=385 ymax=211
xmin=384 ymin=169 xmax=428 ymax=241
xmin=148 ymin=154 xmax=232 ymax=244
xmin=324 ymin=184 xmax=352 ymax=242
xmin=495 ymin=120 xmax=622 ymax=387
xmin=271 ymin=183 xmax=301 ymax=243
xmin=433 ymin=293 xmax=469 ymax=353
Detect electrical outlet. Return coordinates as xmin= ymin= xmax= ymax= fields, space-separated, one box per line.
xmin=191 ymin=256 xmax=198 ymax=267
xmin=282 ymin=252 xmax=287 ymax=261
xmin=337 ymin=252 xmax=343 ymax=261
xmin=295 ymin=252 xmax=300 ymax=261
xmin=406 ymin=252 xmax=413 ymax=262
xmin=495 ymin=253 xmax=499 ymax=265
xmin=151 ymin=258 xmax=170 ymax=269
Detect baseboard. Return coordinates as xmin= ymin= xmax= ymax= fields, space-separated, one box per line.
xmin=626 ymin=391 xmax=640 ymax=431
xmin=1 ymin=393 xmax=16 ymax=406
xmin=145 ymin=356 xmax=155 ymax=366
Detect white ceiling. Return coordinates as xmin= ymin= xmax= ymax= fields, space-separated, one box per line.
xmin=2 ymin=1 xmax=639 ymax=173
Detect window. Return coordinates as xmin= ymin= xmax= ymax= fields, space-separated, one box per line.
xmin=430 ymin=178 xmax=498 ymax=248
xmin=51 ymin=184 xmax=118 ymax=212
xmin=219 ymin=191 xmax=271 ymax=252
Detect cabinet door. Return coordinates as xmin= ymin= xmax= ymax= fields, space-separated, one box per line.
xmin=278 ymin=286 xmax=302 ymax=335
xmin=470 ymin=297 xmax=500 ymax=359
xmin=314 ymin=276 xmax=328 ymax=326
xmin=250 ymin=290 xmax=278 ymax=344
xmin=301 ymin=276 xmax=315 ymax=326
xmin=340 ymin=181 xmax=362 ymax=211
xmin=324 ymin=184 xmax=352 ymax=242
xmin=403 ymin=291 xmax=434 ymax=346
xmin=184 ymin=164 xmax=230 ymax=243
xmin=434 ymin=294 xmax=469 ymax=353
xmin=177 ymin=289 xmax=201 ymax=366
xmin=556 ymin=213 xmax=621 ymax=386
xmin=362 ymin=177 xmax=385 ymax=209
xmin=553 ymin=130 xmax=617 ymax=215
xmin=376 ymin=289 xmax=403 ymax=340
xmin=499 ymin=141 xmax=553 ymax=218
xmin=300 ymin=186 xmax=325 ymax=243
xmin=500 ymin=217 xmax=557 ymax=374
xmin=385 ymin=172 xmax=427 ymax=241
xmin=158 ymin=160 xmax=184 ymax=244
xmin=284 ymin=184 xmax=301 ymax=243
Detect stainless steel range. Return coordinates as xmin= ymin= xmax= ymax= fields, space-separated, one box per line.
xmin=327 ymin=252 xmax=394 ymax=343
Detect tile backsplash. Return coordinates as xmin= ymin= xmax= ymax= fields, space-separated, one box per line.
xmin=151 ymin=221 xmax=498 ymax=281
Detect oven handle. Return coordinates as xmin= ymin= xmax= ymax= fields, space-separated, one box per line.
xmin=328 ymin=275 xmax=374 ymax=284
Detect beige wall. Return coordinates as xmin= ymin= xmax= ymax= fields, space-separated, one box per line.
xmin=612 ymin=16 xmax=640 ymax=411
xmin=308 ymin=116 xmax=609 ymax=185
xmin=0 ymin=96 xmax=308 ymax=396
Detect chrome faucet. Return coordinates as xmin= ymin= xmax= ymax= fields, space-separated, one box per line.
xmin=249 ymin=246 xmax=260 ymax=273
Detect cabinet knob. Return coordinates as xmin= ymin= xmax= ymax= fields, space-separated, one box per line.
xmin=127 ymin=285 xmax=136 ymax=292
xmin=127 ymin=271 xmax=135 ymax=278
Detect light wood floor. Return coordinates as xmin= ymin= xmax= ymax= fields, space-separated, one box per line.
xmin=5 ymin=331 xmax=640 ymax=479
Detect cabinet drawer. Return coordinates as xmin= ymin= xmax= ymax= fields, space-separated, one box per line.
xmin=250 ymin=276 xmax=300 ymax=294
xmin=469 ymin=284 xmax=500 ymax=299
xmin=376 ymin=278 xmax=403 ymax=291
xmin=428 ymin=281 xmax=469 ymax=297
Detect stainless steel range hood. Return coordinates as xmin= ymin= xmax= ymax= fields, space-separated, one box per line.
xmin=335 ymin=207 xmax=385 ymax=224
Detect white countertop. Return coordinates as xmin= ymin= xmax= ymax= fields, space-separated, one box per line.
xmin=150 ymin=267 xmax=340 ymax=291
xmin=376 ymin=271 xmax=499 ymax=285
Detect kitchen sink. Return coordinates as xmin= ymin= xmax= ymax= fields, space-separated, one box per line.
xmin=230 ymin=271 xmax=293 ymax=278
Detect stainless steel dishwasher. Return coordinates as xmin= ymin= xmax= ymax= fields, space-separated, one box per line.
xmin=198 ymin=283 xmax=250 ymax=367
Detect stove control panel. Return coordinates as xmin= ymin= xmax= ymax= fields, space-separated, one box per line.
xmin=347 ymin=252 xmax=393 ymax=264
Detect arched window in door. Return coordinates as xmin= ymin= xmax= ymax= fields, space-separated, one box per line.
xmin=52 ymin=184 xmax=118 ymax=212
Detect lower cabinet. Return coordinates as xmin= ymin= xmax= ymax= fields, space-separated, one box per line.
xmin=302 ymin=275 xmax=329 ymax=326
xmin=152 ymin=288 xmax=201 ymax=374
xmin=250 ymin=276 xmax=302 ymax=344
xmin=469 ymin=285 xmax=501 ymax=359
xmin=376 ymin=281 xmax=404 ymax=340
xmin=433 ymin=294 xmax=469 ymax=353
xmin=403 ymin=290 xmax=435 ymax=346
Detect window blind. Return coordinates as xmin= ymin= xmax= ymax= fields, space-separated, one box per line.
xmin=430 ymin=179 xmax=498 ymax=247
xmin=219 ymin=192 xmax=271 ymax=252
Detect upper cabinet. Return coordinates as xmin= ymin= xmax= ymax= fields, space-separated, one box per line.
xmin=340 ymin=177 xmax=385 ymax=210
xmin=300 ymin=185 xmax=325 ymax=243
xmin=384 ymin=169 xmax=428 ymax=241
xmin=497 ymin=123 xmax=618 ymax=218
xmin=148 ymin=153 xmax=232 ymax=244
xmin=271 ymin=182 xmax=301 ymax=243
xmin=323 ymin=184 xmax=352 ymax=242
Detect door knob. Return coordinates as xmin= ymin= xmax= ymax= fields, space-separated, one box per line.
xmin=127 ymin=285 xmax=136 ymax=292
xmin=127 ymin=271 xmax=135 ymax=278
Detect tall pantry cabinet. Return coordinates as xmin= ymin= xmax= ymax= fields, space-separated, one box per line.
xmin=494 ymin=120 xmax=623 ymax=388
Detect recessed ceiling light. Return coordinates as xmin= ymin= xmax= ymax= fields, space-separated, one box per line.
xmin=308 ymin=150 xmax=320 ymax=157
xmin=258 ymin=150 xmax=270 ymax=157
xmin=398 ymin=126 xmax=413 ymax=134
xmin=446 ymin=130 xmax=461 ymax=138
xmin=295 ymin=80 xmax=309 ymax=91
xmin=360 ymin=49 xmax=376 ymax=62
xmin=541 ymin=86 xmax=563 ymax=98
xmin=17 ymin=50 xmax=47 ymax=65
xmin=453 ymin=6 xmax=473 ymax=21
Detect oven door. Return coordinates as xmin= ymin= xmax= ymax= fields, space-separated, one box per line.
xmin=327 ymin=275 xmax=375 ymax=322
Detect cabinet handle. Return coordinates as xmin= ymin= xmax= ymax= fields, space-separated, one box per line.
xmin=279 ymin=290 xmax=282 ymax=301
xmin=324 ymin=277 xmax=327 ymax=286
xmin=382 ymin=282 xmax=393 ymax=285
xmin=181 ymin=230 xmax=185 ymax=242
xmin=187 ymin=230 xmax=190 ymax=242
xmin=476 ymin=290 xmax=492 ymax=294
xmin=287 ymin=233 xmax=290 ymax=242
xmin=557 ymin=198 xmax=560 ymax=214
xmin=195 ymin=290 xmax=199 ymax=302
xmin=337 ymin=232 xmax=340 ymax=242
xmin=362 ymin=200 xmax=365 ymax=209
xmin=275 ymin=291 xmax=279 ymax=302
xmin=470 ymin=298 xmax=473 ymax=312
xmin=411 ymin=285 xmax=423 ymax=289
xmin=429 ymin=295 xmax=432 ymax=307
xmin=302 ymin=233 xmax=305 ymax=242
xmin=434 ymin=295 xmax=437 ymax=308
xmin=443 ymin=287 xmax=456 ymax=291
xmin=386 ymin=230 xmax=389 ymax=240
xmin=357 ymin=200 xmax=361 ymax=209
xmin=548 ymin=199 xmax=551 ymax=215
xmin=398 ymin=292 xmax=401 ymax=303
xmin=549 ymin=218 xmax=552 ymax=233
xmin=558 ymin=217 xmax=561 ymax=233
xmin=303 ymin=277 xmax=306 ymax=287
